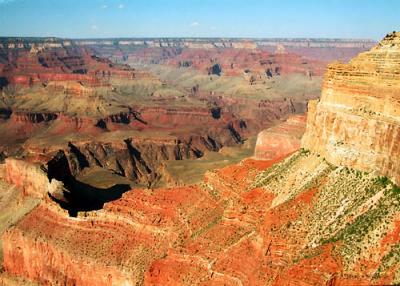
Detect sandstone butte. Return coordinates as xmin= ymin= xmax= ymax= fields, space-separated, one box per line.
xmin=2 ymin=32 xmax=400 ymax=286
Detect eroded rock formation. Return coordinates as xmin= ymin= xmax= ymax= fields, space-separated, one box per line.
xmin=302 ymin=31 xmax=400 ymax=183
xmin=4 ymin=158 xmax=64 ymax=199
xmin=0 ymin=37 xmax=315 ymax=188
xmin=0 ymin=46 xmax=136 ymax=89
xmin=167 ymin=47 xmax=326 ymax=78
xmin=4 ymin=149 xmax=400 ymax=285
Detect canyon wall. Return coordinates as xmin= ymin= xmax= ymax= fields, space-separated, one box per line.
xmin=2 ymin=204 xmax=141 ymax=286
xmin=54 ymin=137 xmax=214 ymax=186
xmin=4 ymin=150 xmax=400 ymax=285
xmin=302 ymin=31 xmax=400 ymax=183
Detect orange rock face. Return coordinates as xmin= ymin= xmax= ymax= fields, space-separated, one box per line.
xmin=302 ymin=32 xmax=400 ymax=183
xmin=255 ymin=115 xmax=306 ymax=160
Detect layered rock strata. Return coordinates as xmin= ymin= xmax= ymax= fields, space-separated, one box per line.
xmin=0 ymin=47 xmax=136 ymax=88
xmin=4 ymin=150 xmax=400 ymax=285
xmin=302 ymin=31 xmax=400 ymax=183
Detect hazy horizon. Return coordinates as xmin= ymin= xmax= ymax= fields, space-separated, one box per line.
xmin=0 ymin=36 xmax=380 ymax=41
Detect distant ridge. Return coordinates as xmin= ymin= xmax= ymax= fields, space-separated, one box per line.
xmin=0 ymin=36 xmax=376 ymax=49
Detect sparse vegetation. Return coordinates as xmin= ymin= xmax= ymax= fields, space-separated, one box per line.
xmin=299 ymin=148 xmax=310 ymax=155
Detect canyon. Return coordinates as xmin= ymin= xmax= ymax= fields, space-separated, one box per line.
xmin=1 ymin=36 xmax=357 ymax=188
xmin=2 ymin=33 xmax=400 ymax=285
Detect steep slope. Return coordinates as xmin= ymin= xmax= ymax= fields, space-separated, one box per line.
xmin=302 ymin=31 xmax=400 ymax=184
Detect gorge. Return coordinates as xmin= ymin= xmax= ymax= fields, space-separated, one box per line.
xmin=2 ymin=32 xmax=400 ymax=285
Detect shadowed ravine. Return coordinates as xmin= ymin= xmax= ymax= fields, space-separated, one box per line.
xmin=46 ymin=150 xmax=131 ymax=216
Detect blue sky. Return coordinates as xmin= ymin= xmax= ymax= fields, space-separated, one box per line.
xmin=0 ymin=0 xmax=398 ymax=39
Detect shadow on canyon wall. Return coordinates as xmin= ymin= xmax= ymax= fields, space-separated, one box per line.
xmin=46 ymin=150 xmax=131 ymax=217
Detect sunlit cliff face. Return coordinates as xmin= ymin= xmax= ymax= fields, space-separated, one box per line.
xmin=302 ymin=31 xmax=400 ymax=184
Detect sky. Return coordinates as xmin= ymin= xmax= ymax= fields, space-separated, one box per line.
xmin=0 ymin=0 xmax=398 ymax=40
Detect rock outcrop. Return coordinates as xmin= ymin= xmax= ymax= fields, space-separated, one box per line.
xmin=255 ymin=115 xmax=306 ymax=160
xmin=302 ymin=31 xmax=400 ymax=183
xmin=4 ymin=158 xmax=64 ymax=199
